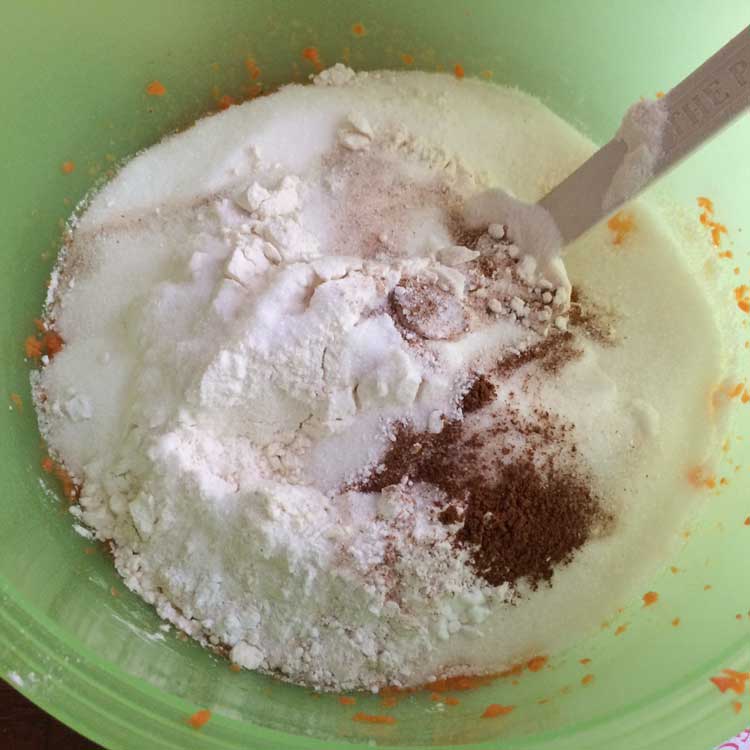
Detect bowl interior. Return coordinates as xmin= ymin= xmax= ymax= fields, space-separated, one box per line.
xmin=2 ymin=2 xmax=750 ymax=748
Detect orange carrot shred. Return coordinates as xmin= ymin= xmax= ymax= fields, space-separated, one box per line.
xmin=710 ymin=670 xmax=750 ymax=695
xmin=61 ymin=161 xmax=75 ymax=175
xmin=189 ymin=708 xmax=212 ymax=729
xmin=614 ymin=624 xmax=628 ymax=636
xmin=401 ymin=53 xmax=415 ymax=65
xmin=339 ymin=696 xmax=356 ymax=705
xmin=579 ymin=658 xmax=592 ymax=665
xmin=642 ymin=591 xmax=659 ymax=607
xmin=581 ymin=674 xmax=594 ymax=686
xmin=146 ymin=80 xmax=166 ymax=96
xmin=733 ymin=700 xmax=742 ymax=714
xmin=244 ymin=58 xmax=262 ymax=80
xmin=353 ymin=712 xmax=396 ymax=725
xmin=481 ymin=704 xmax=514 ymax=719
xmin=25 ymin=336 xmax=43 ymax=359
xmin=352 ymin=23 xmax=366 ymax=37
xmin=672 ymin=617 xmax=680 ymax=627
xmin=607 ymin=211 xmax=635 ymax=245
xmin=229 ymin=663 xmax=241 ymax=673
xmin=527 ymin=655 xmax=548 ymax=672
xmin=10 ymin=393 xmax=23 ymax=412
xmin=453 ymin=63 xmax=465 ymax=79
xmin=744 ymin=517 xmax=750 ymax=526
xmin=41 ymin=456 xmax=54 ymax=473
xmin=444 ymin=696 xmax=460 ymax=706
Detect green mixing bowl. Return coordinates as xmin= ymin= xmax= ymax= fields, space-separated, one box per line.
xmin=2 ymin=2 xmax=749 ymax=748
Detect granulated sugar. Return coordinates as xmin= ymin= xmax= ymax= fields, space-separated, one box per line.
xmin=33 ymin=68 xmax=724 ymax=691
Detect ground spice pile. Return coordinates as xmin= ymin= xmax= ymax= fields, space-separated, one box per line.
xmin=357 ymin=382 xmax=608 ymax=589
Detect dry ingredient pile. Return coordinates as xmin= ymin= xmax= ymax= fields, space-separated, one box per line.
xmin=33 ymin=66 xmax=724 ymax=691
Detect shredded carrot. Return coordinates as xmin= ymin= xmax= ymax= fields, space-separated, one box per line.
xmin=720 ymin=477 xmax=730 ymax=486
xmin=481 ymin=704 xmax=514 ymax=719
xmin=352 ymin=23 xmax=366 ymax=37
xmin=687 ymin=465 xmax=717 ymax=490
xmin=10 ymin=393 xmax=23 ymax=412
xmin=607 ymin=211 xmax=635 ymax=246
xmin=189 ymin=708 xmax=212 ymax=729
xmin=642 ymin=591 xmax=659 ymax=607
xmin=244 ymin=57 xmax=262 ymax=80
xmin=579 ymin=658 xmax=591 ymax=665
xmin=229 ymin=663 xmax=241 ymax=673
xmin=733 ymin=701 xmax=742 ymax=714
xmin=339 ymin=696 xmax=356 ymax=705
xmin=614 ymin=624 xmax=628 ymax=636
xmin=581 ymin=674 xmax=594 ymax=686
xmin=744 ymin=517 xmax=750 ymax=526
xmin=672 ymin=617 xmax=681 ymax=627
xmin=61 ymin=161 xmax=75 ymax=175
xmin=736 ymin=614 xmax=743 ymax=621
xmin=145 ymin=80 xmax=166 ymax=97
xmin=710 ymin=669 xmax=750 ymax=695
xmin=43 ymin=330 xmax=64 ymax=358
xmin=444 ymin=696 xmax=460 ymax=706
xmin=527 ymin=655 xmax=548 ymax=673
xmin=704 ymin=584 xmax=713 ymax=591
xmin=25 ymin=336 xmax=43 ymax=359
xmin=453 ymin=63 xmax=465 ymax=79
xmin=301 ymin=47 xmax=323 ymax=71
xmin=655 ymin=91 xmax=665 ymax=99
xmin=217 ymin=94 xmax=237 ymax=110
xmin=400 ymin=53 xmax=415 ymax=66
xmin=734 ymin=285 xmax=750 ymax=314
xmin=670 ymin=566 xmax=680 ymax=574
xmin=353 ymin=712 xmax=395 ymax=725
xmin=430 ymin=692 xmax=442 ymax=702
xmin=697 ymin=197 xmax=729 ymax=248
xmin=41 ymin=456 xmax=54 ymax=473
xmin=742 ymin=391 xmax=750 ymax=404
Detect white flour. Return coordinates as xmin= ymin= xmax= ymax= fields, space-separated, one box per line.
xmin=33 ymin=68 xmax=723 ymax=691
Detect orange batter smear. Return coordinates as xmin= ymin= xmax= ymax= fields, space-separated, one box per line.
xmin=146 ymin=80 xmax=166 ymax=97
xmin=302 ymin=47 xmax=323 ymax=72
xmin=244 ymin=57 xmax=262 ymax=80
xmin=710 ymin=669 xmax=750 ymax=695
xmin=61 ymin=161 xmax=76 ymax=175
xmin=642 ymin=591 xmax=659 ymax=607
xmin=453 ymin=64 xmax=465 ymax=79
xmin=189 ymin=708 xmax=212 ymax=729
xmin=672 ymin=617 xmax=681 ymax=627
xmin=581 ymin=674 xmax=594 ymax=686
xmin=607 ymin=211 xmax=635 ymax=246
xmin=353 ymin=712 xmax=396 ymax=725
xmin=352 ymin=23 xmax=366 ymax=37
xmin=614 ymin=624 xmax=628 ymax=636
xmin=10 ymin=393 xmax=23 ymax=412
xmin=481 ymin=704 xmax=514 ymax=719
xmin=339 ymin=696 xmax=356 ymax=706
xmin=400 ymin=53 xmax=415 ymax=66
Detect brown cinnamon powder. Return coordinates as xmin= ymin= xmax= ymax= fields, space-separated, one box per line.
xmin=356 ymin=406 xmax=608 ymax=590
